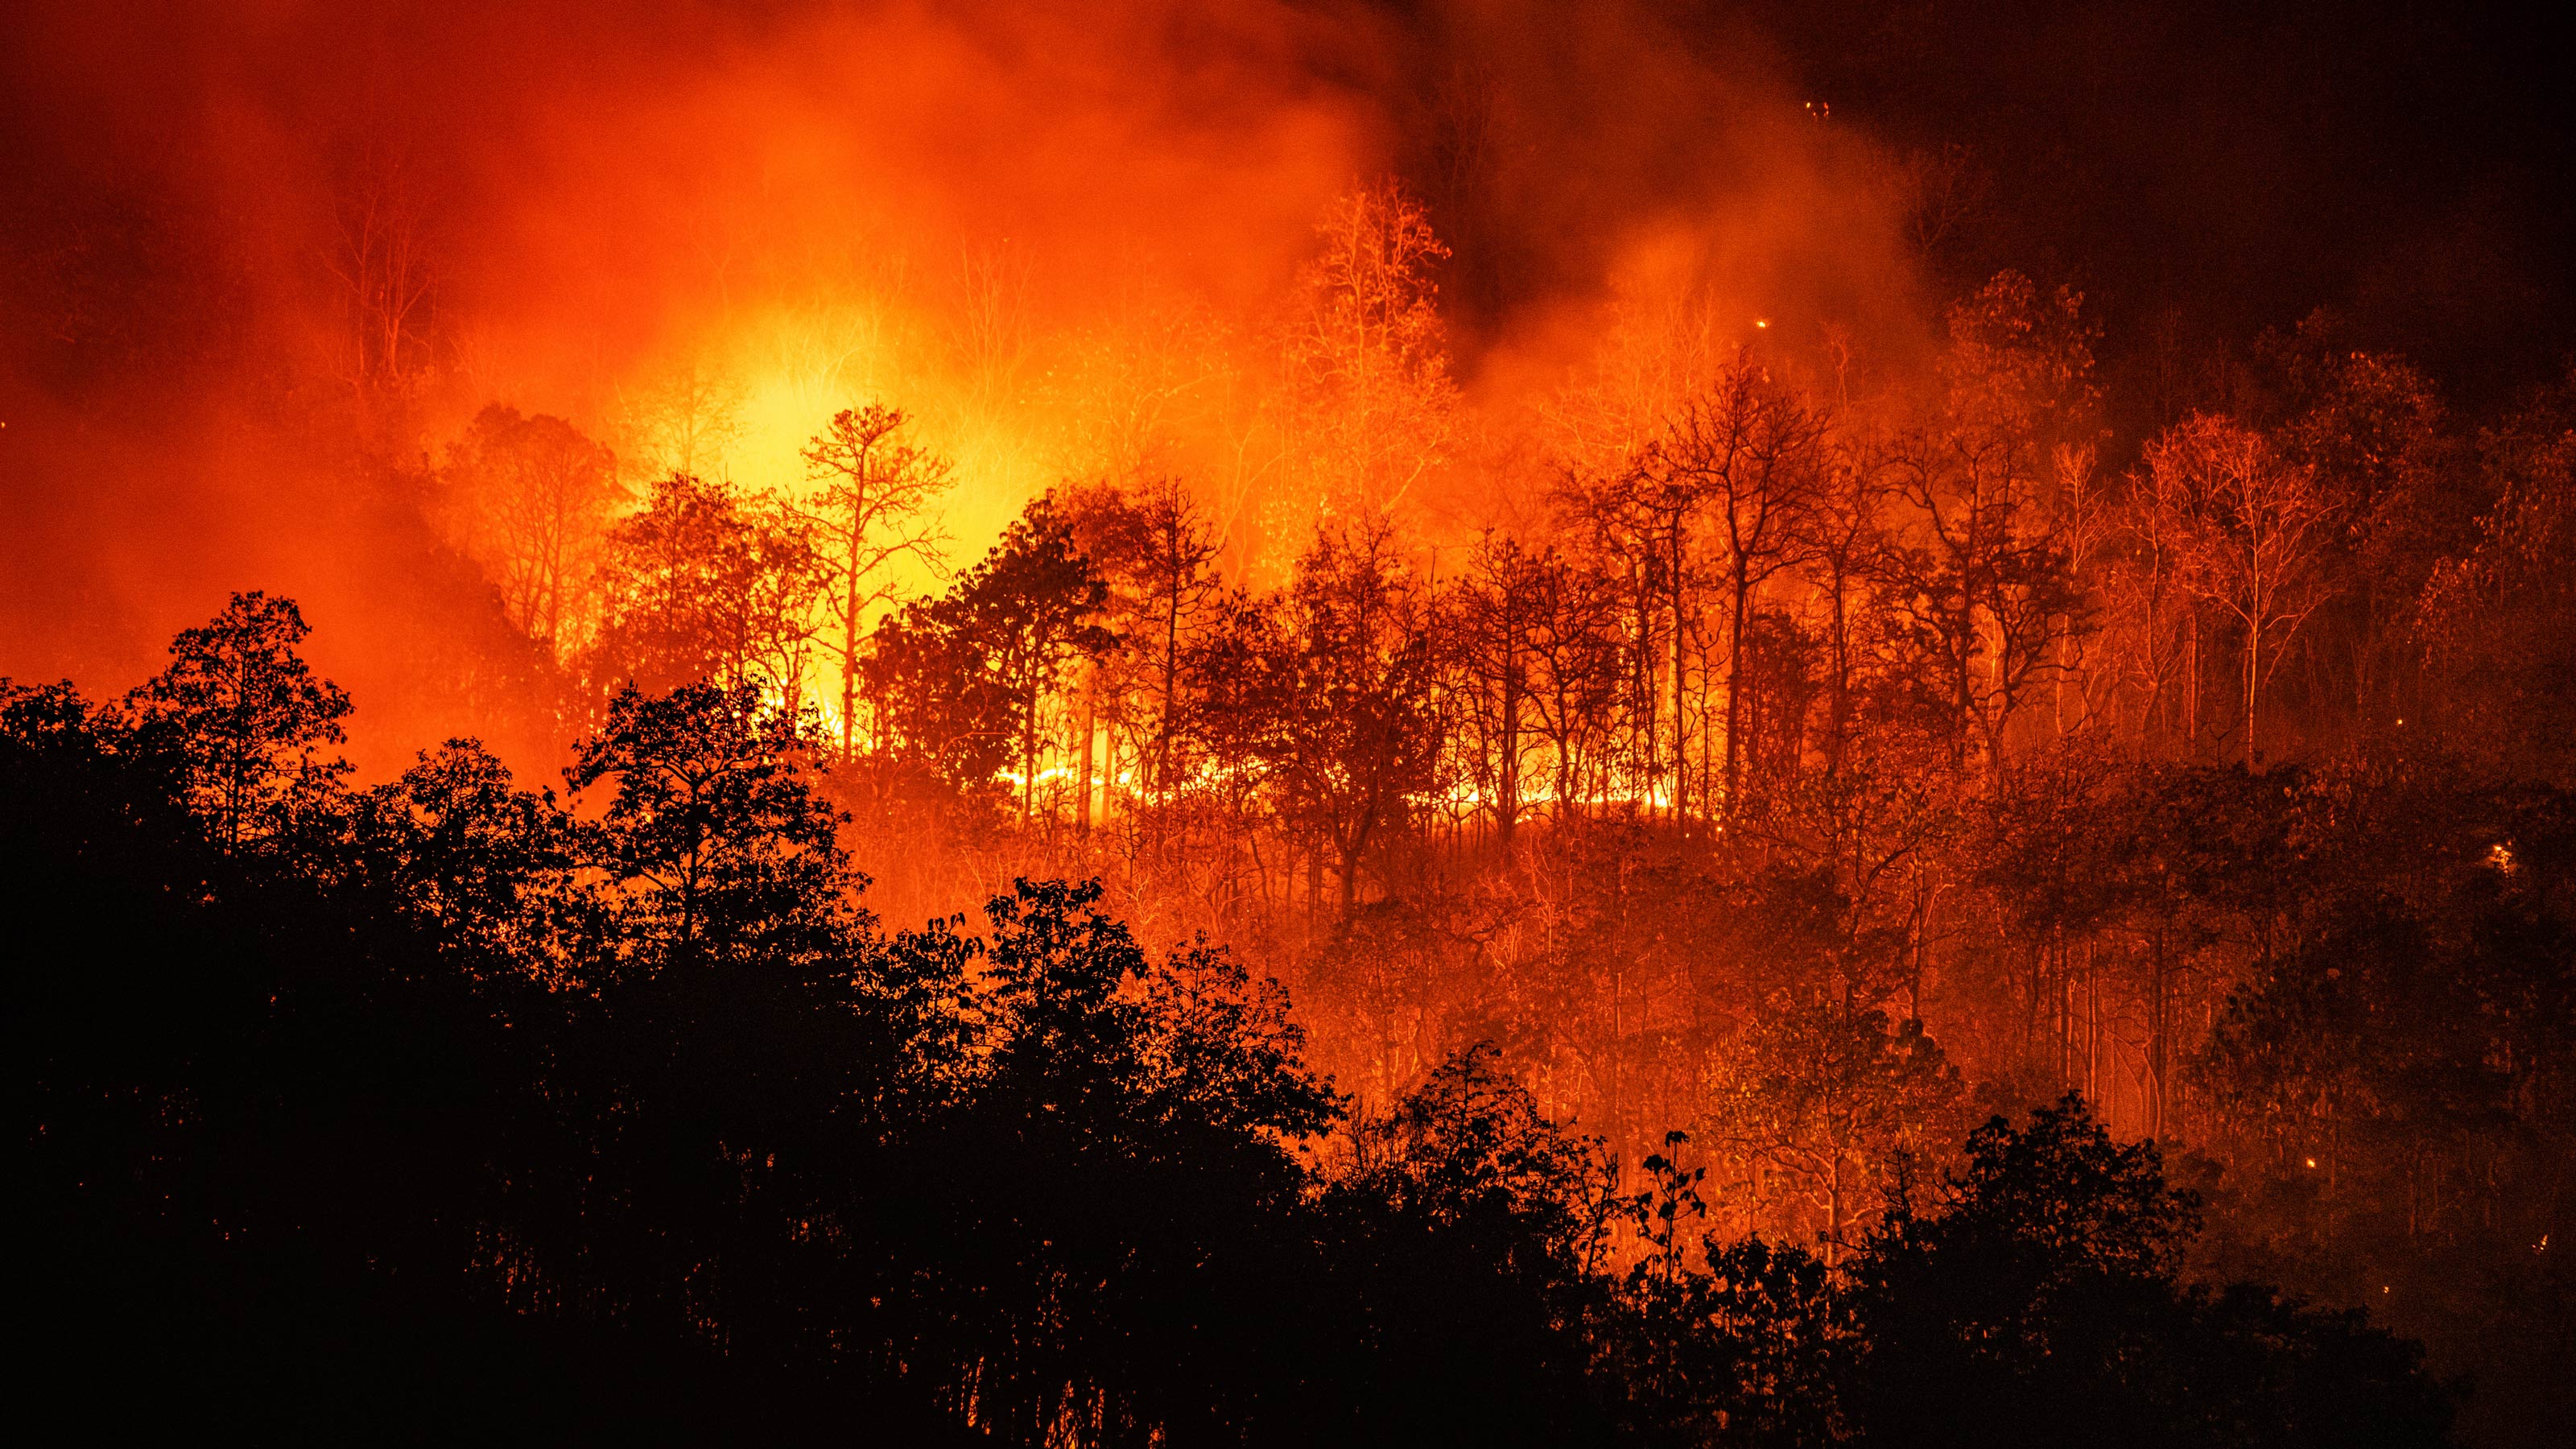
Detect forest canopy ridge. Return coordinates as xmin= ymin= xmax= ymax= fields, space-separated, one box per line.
xmin=6 ymin=594 xmax=2496 ymax=1445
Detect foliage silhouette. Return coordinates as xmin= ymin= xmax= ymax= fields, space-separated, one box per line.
xmin=6 ymin=597 xmax=2467 ymax=1444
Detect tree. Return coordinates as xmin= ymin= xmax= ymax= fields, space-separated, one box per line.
xmin=1300 ymin=894 xmax=1487 ymax=1112
xmin=1042 ymin=286 xmax=1232 ymax=491
xmin=1690 ymin=865 xmax=1962 ymax=1256
xmin=1557 ymin=462 xmax=1676 ymax=822
xmin=1707 ymin=997 xmax=1963 ymax=1261
xmin=1344 ymin=1042 xmax=1612 ymax=1269
xmin=1596 ymin=1139 xmax=1851 ymax=1449
xmin=2105 ymin=435 xmax=2207 ymax=755
xmin=1846 ymin=1095 xmax=2452 ymax=1449
xmin=1059 ymin=476 xmax=1228 ymax=807
xmin=1885 ymin=274 xmax=2096 ymax=788
xmin=1283 ymin=182 xmax=1459 ymax=526
xmin=1616 ymin=430 xmax=1713 ymax=830
xmin=791 ymin=403 xmax=955 ymax=758
xmin=867 ymin=495 xmax=1117 ymax=819
xmin=590 ymin=473 xmax=821 ymax=701
xmin=1655 ymin=360 xmax=1828 ymax=815
xmin=360 ymin=739 xmax=584 ymax=972
xmin=440 ymin=405 xmax=621 ymax=652
xmin=2419 ymin=367 xmax=2576 ymax=778
xmin=906 ymin=879 xmax=1341 ymax=1443
xmin=565 ymin=681 xmax=861 ymax=972
xmin=326 ymin=152 xmax=440 ymax=434
xmin=123 ymin=591 xmax=353 ymax=854
xmin=979 ymin=877 xmax=1340 ymax=1143
xmin=1264 ymin=518 xmax=1443 ymax=910
xmin=616 ymin=356 xmax=745 ymax=481
xmin=1323 ymin=1043 xmax=1616 ymax=1447
xmin=860 ymin=594 xmax=1017 ymax=800
xmin=1444 ymin=530 xmax=1552 ymax=844
xmin=1518 ymin=545 xmax=1629 ymax=824
xmin=970 ymin=497 xmax=1119 ymax=820
xmin=1173 ymin=591 xmax=1288 ymax=911
xmin=1799 ymin=437 xmax=1898 ymax=778
xmin=2147 ymin=414 xmax=2338 ymax=767
xmin=2264 ymin=325 xmax=2462 ymax=741
xmin=24 ymin=592 xmax=2503 ymax=1449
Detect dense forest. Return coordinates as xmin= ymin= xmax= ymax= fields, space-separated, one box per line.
xmin=3 ymin=602 xmax=2471 ymax=1444
xmin=15 ymin=264 xmax=2576 ymax=1439
xmin=8 ymin=2 xmax=2576 ymax=1443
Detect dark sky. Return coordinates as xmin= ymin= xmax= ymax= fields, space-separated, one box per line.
xmin=1734 ymin=0 xmax=2576 ymax=403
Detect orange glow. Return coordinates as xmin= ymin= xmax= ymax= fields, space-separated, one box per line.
xmin=0 ymin=1 xmax=1938 ymax=779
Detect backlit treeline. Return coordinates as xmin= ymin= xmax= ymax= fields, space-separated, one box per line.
xmin=11 ymin=598 xmax=2458 ymax=1444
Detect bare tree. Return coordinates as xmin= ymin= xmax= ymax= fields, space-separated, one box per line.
xmin=1656 ymin=361 xmax=1828 ymax=814
xmin=1883 ymin=274 xmax=2097 ymax=790
xmin=1520 ymin=546 xmax=1629 ymax=823
xmin=791 ymin=404 xmax=956 ymax=756
xmin=954 ymin=240 xmax=1034 ymax=416
xmin=1444 ymin=530 xmax=1553 ymax=845
xmin=1558 ymin=455 xmax=1688 ymax=826
xmin=1282 ymin=182 xmax=1459 ymax=525
xmin=618 ymin=357 xmax=746 ymax=482
xmin=325 ymin=153 xmax=440 ymax=433
xmin=2149 ymin=414 xmax=2339 ymax=767
xmin=2107 ymin=437 xmax=2210 ymax=755
xmin=1889 ymin=142 xmax=1995 ymax=272
xmin=1045 ymin=283 xmax=1231 ymax=490
xmin=1798 ymin=434 xmax=1897 ymax=776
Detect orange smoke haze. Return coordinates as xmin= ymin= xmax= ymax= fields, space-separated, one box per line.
xmin=1 ymin=0 xmax=1930 ymax=773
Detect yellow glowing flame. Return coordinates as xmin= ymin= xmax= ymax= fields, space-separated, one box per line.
xmin=618 ymin=296 xmax=1063 ymax=621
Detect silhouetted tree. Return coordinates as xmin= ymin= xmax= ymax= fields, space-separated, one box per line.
xmin=1655 ymin=360 xmax=1827 ymax=814
xmin=792 ymin=403 xmax=955 ymax=757
xmin=590 ymin=472 xmax=820 ymax=700
xmin=567 ymin=680 xmax=860 ymax=972
xmin=1847 ymin=1095 xmax=2452 ymax=1449
xmin=1059 ymin=475 xmax=1227 ymax=807
xmin=122 ymin=590 xmax=353 ymax=854
xmin=1265 ymin=518 xmax=1443 ymax=909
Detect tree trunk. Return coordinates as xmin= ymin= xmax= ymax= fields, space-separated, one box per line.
xmin=1077 ymin=677 xmax=1096 ymax=836
xmin=2187 ymin=613 xmax=2201 ymax=754
xmin=1828 ymin=575 xmax=1852 ymax=776
xmin=1159 ymin=576 xmax=1180 ymax=799
xmin=1671 ymin=524 xmax=1689 ymax=832
xmin=2244 ymin=621 xmax=2261 ymax=769
xmin=1725 ymin=574 xmax=1749 ymax=813
xmin=1022 ymin=692 xmax=1038 ymax=822
xmin=840 ymin=563 xmax=861 ymax=759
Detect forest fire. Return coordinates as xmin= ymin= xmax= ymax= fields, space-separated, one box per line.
xmin=6 ymin=2 xmax=2573 ymax=1445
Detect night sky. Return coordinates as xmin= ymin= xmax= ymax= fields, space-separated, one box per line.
xmin=1750 ymin=0 xmax=2576 ymax=400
